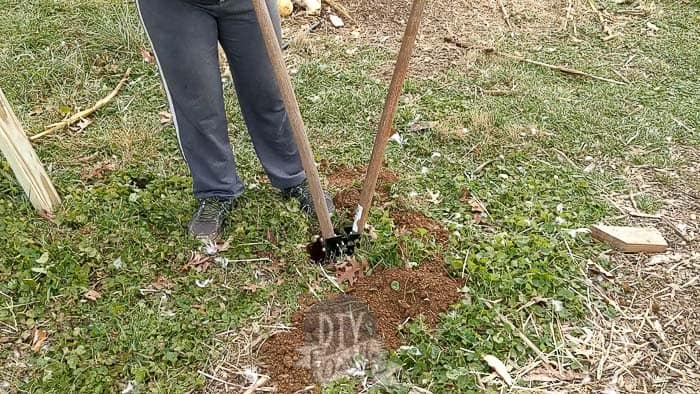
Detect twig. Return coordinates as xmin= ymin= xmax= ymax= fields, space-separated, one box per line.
xmin=587 ymin=0 xmax=613 ymax=35
xmin=563 ymin=0 xmax=574 ymax=32
xmin=662 ymin=217 xmax=691 ymax=243
xmin=197 ymin=370 xmax=238 ymax=387
xmin=496 ymin=0 xmax=513 ymax=29
xmin=242 ymin=376 xmax=270 ymax=394
xmin=319 ymin=265 xmax=344 ymax=292
xmin=482 ymin=299 xmax=552 ymax=366
xmin=443 ymin=40 xmax=627 ymax=86
xmin=552 ymin=148 xmax=577 ymax=167
xmin=322 ymin=0 xmax=353 ymax=21
xmin=672 ymin=117 xmax=694 ymax=133
xmin=32 ymin=69 xmax=131 ymax=141
xmin=498 ymin=52 xmax=627 ymax=85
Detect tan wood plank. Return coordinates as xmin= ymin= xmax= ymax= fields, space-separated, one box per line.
xmin=591 ymin=224 xmax=668 ymax=253
xmin=0 ymin=88 xmax=60 ymax=213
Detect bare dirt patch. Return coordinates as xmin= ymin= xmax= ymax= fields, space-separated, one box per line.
xmin=282 ymin=0 xmax=572 ymax=76
xmin=259 ymin=260 xmax=463 ymax=393
xmin=391 ymin=209 xmax=450 ymax=244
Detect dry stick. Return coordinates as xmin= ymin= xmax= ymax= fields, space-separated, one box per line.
xmin=496 ymin=0 xmax=513 ymax=29
xmin=587 ymin=0 xmax=612 ymax=35
xmin=662 ymin=217 xmax=692 ymax=243
xmin=322 ymin=0 xmax=353 ymax=21
xmin=482 ymin=300 xmax=553 ymax=366
xmin=242 ymin=376 xmax=270 ymax=394
xmin=32 ymin=68 xmax=131 ymax=141
xmin=445 ymin=40 xmax=627 ymax=86
xmin=498 ymin=53 xmax=627 ymax=86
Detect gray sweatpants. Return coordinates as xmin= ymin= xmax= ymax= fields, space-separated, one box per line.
xmin=136 ymin=0 xmax=305 ymax=199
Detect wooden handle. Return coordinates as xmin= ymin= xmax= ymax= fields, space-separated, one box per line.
xmin=354 ymin=0 xmax=426 ymax=233
xmin=251 ymin=0 xmax=335 ymax=239
xmin=0 ymin=88 xmax=61 ymax=213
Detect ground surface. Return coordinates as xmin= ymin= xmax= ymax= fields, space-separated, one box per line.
xmin=1 ymin=0 xmax=699 ymax=393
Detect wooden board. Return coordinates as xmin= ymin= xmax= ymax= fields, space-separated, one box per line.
xmin=0 ymin=88 xmax=60 ymax=213
xmin=591 ymin=225 xmax=668 ymax=253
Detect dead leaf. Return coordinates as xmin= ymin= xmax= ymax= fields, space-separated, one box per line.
xmin=141 ymin=48 xmax=156 ymax=64
xmin=69 ymin=117 xmax=93 ymax=132
xmin=29 ymin=105 xmax=43 ymax=116
xmin=30 ymin=328 xmax=48 ymax=352
xmin=38 ymin=210 xmax=56 ymax=223
xmin=483 ymin=354 xmax=513 ymax=386
xmin=243 ymin=283 xmax=264 ymax=293
xmin=183 ymin=251 xmax=211 ymax=272
xmin=266 ymin=229 xmax=278 ymax=245
xmin=151 ymin=276 xmax=173 ymax=290
xmin=84 ymin=289 xmax=101 ymax=301
xmin=524 ymin=366 xmax=583 ymax=382
xmin=468 ymin=197 xmax=487 ymax=224
xmin=216 ymin=240 xmax=230 ymax=252
xmin=409 ymin=120 xmax=438 ymax=133
xmin=158 ymin=111 xmax=172 ymax=125
xmin=275 ymin=278 xmax=285 ymax=286
xmin=81 ymin=160 xmax=116 ymax=181
xmin=0 ymin=336 xmax=11 ymax=344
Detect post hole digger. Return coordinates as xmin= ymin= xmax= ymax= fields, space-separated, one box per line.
xmin=252 ymin=0 xmax=426 ymax=283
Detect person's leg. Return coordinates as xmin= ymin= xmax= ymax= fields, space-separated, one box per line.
xmin=216 ymin=0 xmax=306 ymax=191
xmin=136 ymin=0 xmax=245 ymax=200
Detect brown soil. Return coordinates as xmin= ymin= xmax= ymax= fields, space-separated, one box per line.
xmin=391 ymin=209 xmax=450 ymax=244
xmin=326 ymin=165 xmax=399 ymax=211
xmin=282 ymin=0 xmax=572 ymax=76
xmin=259 ymin=260 xmax=463 ymax=393
xmin=347 ymin=261 xmax=462 ymax=349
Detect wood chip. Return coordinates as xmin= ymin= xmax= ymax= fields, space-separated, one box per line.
xmin=591 ymin=225 xmax=668 ymax=253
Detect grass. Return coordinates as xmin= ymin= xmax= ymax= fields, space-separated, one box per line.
xmin=1 ymin=0 xmax=699 ymax=392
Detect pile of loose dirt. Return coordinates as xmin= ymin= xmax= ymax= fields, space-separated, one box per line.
xmin=259 ymin=261 xmax=463 ymax=392
xmin=347 ymin=261 xmax=462 ymax=349
xmin=391 ymin=209 xmax=450 ymax=244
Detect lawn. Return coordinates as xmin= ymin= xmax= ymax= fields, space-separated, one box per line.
xmin=1 ymin=0 xmax=698 ymax=393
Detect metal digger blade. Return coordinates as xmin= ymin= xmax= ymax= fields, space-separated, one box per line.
xmin=306 ymin=226 xmax=361 ymax=264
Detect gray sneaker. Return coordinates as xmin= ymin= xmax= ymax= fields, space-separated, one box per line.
xmin=187 ymin=197 xmax=233 ymax=240
xmin=282 ymin=180 xmax=334 ymax=216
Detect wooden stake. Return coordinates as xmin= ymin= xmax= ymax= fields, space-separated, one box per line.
xmin=252 ymin=0 xmax=334 ymax=239
xmin=31 ymin=68 xmax=131 ymax=141
xmin=354 ymin=0 xmax=426 ymax=233
xmin=0 ymin=88 xmax=61 ymax=213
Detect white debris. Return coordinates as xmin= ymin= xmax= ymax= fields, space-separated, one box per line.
xmin=121 ymin=382 xmax=135 ymax=394
xmin=551 ymin=299 xmax=564 ymax=312
xmin=244 ymin=367 xmax=258 ymax=385
xmin=389 ymin=133 xmax=404 ymax=145
xmin=214 ymin=257 xmax=230 ymax=269
xmin=567 ymin=228 xmax=591 ymax=238
xmin=329 ymin=14 xmax=344 ymax=27
xmin=483 ymin=354 xmax=514 ymax=386
xmin=399 ymin=346 xmax=422 ymax=356
xmin=113 ymin=257 xmax=123 ymax=269
xmin=420 ymin=166 xmax=429 ymax=175
xmin=195 ymin=279 xmax=213 ymax=288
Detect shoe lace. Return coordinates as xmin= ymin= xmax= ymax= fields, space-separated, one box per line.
xmin=196 ymin=199 xmax=226 ymax=222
